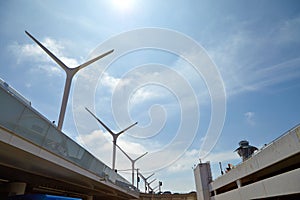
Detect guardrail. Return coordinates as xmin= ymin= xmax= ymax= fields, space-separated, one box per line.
xmin=0 ymin=85 xmax=138 ymax=194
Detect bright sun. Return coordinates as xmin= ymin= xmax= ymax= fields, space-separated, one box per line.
xmin=111 ymin=0 xmax=135 ymax=12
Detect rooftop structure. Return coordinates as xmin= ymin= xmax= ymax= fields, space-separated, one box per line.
xmin=139 ymin=191 xmax=197 ymax=200
xmin=234 ymin=140 xmax=258 ymax=161
xmin=194 ymin=124 xmax=300 ymax=200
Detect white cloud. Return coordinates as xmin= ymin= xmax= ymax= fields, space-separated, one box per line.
xmin=208 ymin=16 xmax=300 ymax=98
xmin=28 ymin=64 xmax=63 ymax=77
xmin=167 ymin=149 xmax=198 ymax=173
xmin=277 ymin=16 xmax=300 ymax=44
xmin=72 ymin=44 xmax=215 ymax=178
xmin=76 ymin=128 xmax=149 ymax=171
xmin=167 ymin=148 xmax=239 ymax=173
xmin=130 ymin=87 xmax=162 ymax=104
xmin=244 ymin=111 xmax=255 ymax=126
xmin=203 ymin=150 xmax=240 ymax=164
xmin=253 ymin=57 xmax=300 ymax=89
xmin=98 ymin=71 xmax=172 ymax=105
xmin=100 ymin=72 xmax=121 ymax=91
xmin=77 ymin=127 xmax=240 ymax=180
xmin=8 ymin=37 xmax=80 ymax=76
xmin=75 ymin=127 xmax=241 ymax=193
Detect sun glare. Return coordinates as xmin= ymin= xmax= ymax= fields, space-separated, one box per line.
xmin=111 ymin=0 xmax=135 ymax=12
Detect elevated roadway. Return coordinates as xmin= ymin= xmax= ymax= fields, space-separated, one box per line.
xmin=0 ymin=82 xmax=139 ymax=200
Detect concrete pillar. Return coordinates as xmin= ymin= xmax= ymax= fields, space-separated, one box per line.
xmin=86 ymin=195 xmax=93 ymax=200
xmin=7 ymin=182 xmax=26 ymax=196
xmin=236 ymin=179 xmax=242 ymax=188
xmin=194 ymin=162 xmax=212 ymax=200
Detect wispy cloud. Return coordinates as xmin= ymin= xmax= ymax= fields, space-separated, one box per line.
xmin=76 ymin=128 xmax=150 ymax=172
xmin=208 ymin=16 xmax=300 ymax=97
xmin=277 ymin=16 xmax=300 ymax=44
xmin=166 ymin=149 xmax=239 ymax=173
xmin=77 ymin=127 xmax=239 ymax=177
xmin=253 ymin=58 xmax=300 ymax=89
xmin=75 ymin=126 xmax=240 ymax=193
xmin=100 ymin=72 xmax=121 ymax=91
xmin=244 ymin=111 xmax=255 ymax=126
xmin=8 ymin=37 xmax=80 ymax=77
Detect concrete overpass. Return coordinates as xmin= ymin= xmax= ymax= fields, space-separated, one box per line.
xmin=0 ymin=81 xmax=139 ymax=200
xmin=194 ymin=124 xmax=300 ymax=200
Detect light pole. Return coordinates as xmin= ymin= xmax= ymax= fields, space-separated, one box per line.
xmin=147 ymin=178 xmax=156 ymax=193
xmin=138 ymin=172 xmax=154 ymax=193
xmin=152 ymin=185 xmax=159 ymax=193
xmin=136 ymin=168 xmax=140 ymax=190
xmin=85 ymin=107 xmax=137 ymax=170
xmin=25 ymin=31 xmax=114 ymax=131
xmin=158 ymin=181 xmax=162 ymax=193
xmin=116 ymin=144 xmax=147 ymax=186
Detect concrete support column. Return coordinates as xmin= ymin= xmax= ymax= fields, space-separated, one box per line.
xmin=194 ymin=162 xmax=212 ymax=200
xmin=7 ymin=182 xmax=26 ymax=196
xmin=86 ymin=195 xmax=93 ymax=200
xmin=236 ymin=179 xmax=242 ymax=188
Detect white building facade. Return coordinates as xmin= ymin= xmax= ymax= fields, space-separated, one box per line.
xmin=194 ymin=124 xmax=300 ymax=200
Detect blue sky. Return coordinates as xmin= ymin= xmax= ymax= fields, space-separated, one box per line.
xmin=1 ymin=0 xmax=300 ymax=193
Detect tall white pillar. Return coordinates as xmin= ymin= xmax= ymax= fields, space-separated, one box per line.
xmin=7 ymin=182 xmax=26 ymax=196
xmin=194 ymin=162 xmax=212 ymax=200
xmin=86 ymin=195 xmax=93 ymax=200
xmin=236 ymin=179 xmax=242 ymax=188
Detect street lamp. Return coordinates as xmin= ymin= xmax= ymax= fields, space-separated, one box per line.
xmin=85 ymin=107 xmax=137 ymax=170
xmin=116 ymin=144 xmax=147 ymax=186
xmin=159 ymin=181 xmax=163 ymax=193
xmin=148 ymin=180 xmax=162 ymax=194
xmin=138 ymin=172 xmax=154 ymax=193
xmin=147 ymin=178 xmax=156 ymax=193
xmin=152 ymin=184 xmax=159 ymax=193
xmin=25 ymin=31 xmax=114 ymax=131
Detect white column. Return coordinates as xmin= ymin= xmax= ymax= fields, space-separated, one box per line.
xmin=7 ymin=182 xmax=26 ymax=196
xmin=86 ymin=195 xmax=93 ymax=200
xmin=236 ymin=179 xmax=242 ymax=188
xmin=194 ymin=162 xmax=212 ymax=200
